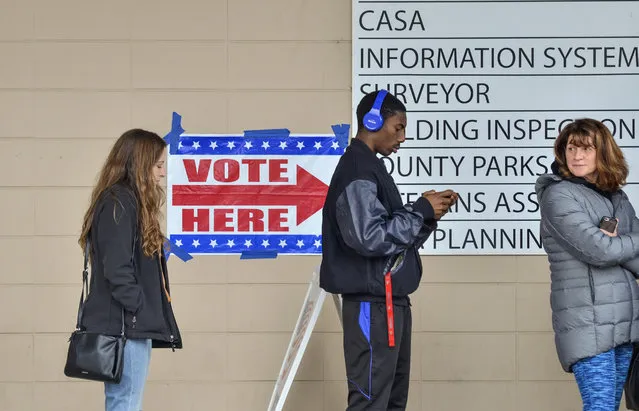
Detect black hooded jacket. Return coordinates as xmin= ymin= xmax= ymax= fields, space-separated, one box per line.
xmin=80 ymin=184 xmax=182 ymax=349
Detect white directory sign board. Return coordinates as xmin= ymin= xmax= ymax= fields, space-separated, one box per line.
xmin=352 ymin=0 xmax=639 ymax=254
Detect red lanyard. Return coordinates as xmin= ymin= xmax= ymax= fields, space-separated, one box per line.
xmin=384 ymin=271 xmax=395 ymax=347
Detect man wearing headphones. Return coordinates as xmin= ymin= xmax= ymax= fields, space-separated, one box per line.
xmin=320 ymin=90 xmax=458 ymax=410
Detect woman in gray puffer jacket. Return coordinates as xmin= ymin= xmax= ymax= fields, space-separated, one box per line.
xmin=536 ymin=118 xmax=639 ymax=411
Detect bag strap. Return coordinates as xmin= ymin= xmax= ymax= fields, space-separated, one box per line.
xmin=75 ymin=236 xmax=135 ymax=336
xmin=74 ymin=241 xmax=91 ymax=330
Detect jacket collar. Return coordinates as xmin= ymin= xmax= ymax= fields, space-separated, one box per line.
xmin=349 ymin=138 xmax=377 ymax=157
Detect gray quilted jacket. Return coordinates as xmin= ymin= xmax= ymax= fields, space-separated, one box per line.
xmin=536 ymin=172 xmax=639 ymax=372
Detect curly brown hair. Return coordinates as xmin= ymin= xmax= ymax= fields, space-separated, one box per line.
xmin=554 ymin=118 xmax=628 ymax=192
xmin=79 ymin=129 xmax=167 ymax=256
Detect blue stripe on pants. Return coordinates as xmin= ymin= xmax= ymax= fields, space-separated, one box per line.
xmin=572 ymin=344 xmax=633 ymax=411
xmin=348 ymin=302 xmax=372 ymax=401
xmin=358 ymin=302 xmax=371 ymax=343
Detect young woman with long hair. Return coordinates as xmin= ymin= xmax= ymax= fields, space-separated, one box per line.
xmin=78 ymin=128 xmax=182 ymax=410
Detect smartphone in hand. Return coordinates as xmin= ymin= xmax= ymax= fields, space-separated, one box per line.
xmin=599 ymin=216 xmax=618 ymax=232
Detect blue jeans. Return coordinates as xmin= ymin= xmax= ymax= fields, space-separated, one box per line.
xmin=105 ymin=339 xmax=152 ymax=411
xmin=573 ymin=344 xmax=633 ymax=411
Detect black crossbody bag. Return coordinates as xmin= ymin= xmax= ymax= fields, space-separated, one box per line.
xmin=63 ymin=241 xmax=126 ymax=383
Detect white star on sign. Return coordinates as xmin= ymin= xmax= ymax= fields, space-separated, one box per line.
xmin=227 ymin=239 xmax=235 ymax=247
xmin=227 ymin=141 xmax=236 ymax=149
xmin=314 ymin=141 xmax=322 ymax=150
xmin=296 ymin=240 xmax=305 ymax=248
xmin=296 ymin=141 xmax=305 ymax=150
xmin=244 ymin=141 xmax=253 ymax=149
xmin=192 ymin=239 xmax=200 ymax=248
xmin=262 ymin=141 xmax=270 ymax=149
xmin=262 ymin=239 xmax=270 ymax=248
xmin=209 ymin=239 xmax=217 ymax=248
xmin=314 ymin=240 xmax=322 ymax=248
xmin=175 ymin=240 xmax=183 ymax=247
xmin=279 ymin=239 xmax=287 ymax=248
xmin=279 ymin=141 xmax=287 ymax=149
xmin=192 ymin=141 xmax=200 ymax=150
xmin=244 ymin=239 xmax=253 ymax=248
xmin=331 ymin=141 xmax=340 ymax=150
xmin=209 ymin=141 xmax=218 ymax=150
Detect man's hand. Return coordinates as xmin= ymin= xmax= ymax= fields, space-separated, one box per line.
xmin=422 ymin=189 xmax=458 ymax=219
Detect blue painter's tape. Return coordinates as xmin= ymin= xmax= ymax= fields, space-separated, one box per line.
xmin=240 ymin=250 xmax=278 ymax=260
xmin=164 ymin=112 xmax=185 ymax=155
xmin=331 ymin=124 xmax=350 ymax=148
xmin=243 ymin=128 xmax=290 ymax=138
xmin=164 ymin=238 xmax=193 ymax=262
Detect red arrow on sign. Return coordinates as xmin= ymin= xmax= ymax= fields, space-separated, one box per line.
xmin=172 ymin=165 xmax=329 ymax=226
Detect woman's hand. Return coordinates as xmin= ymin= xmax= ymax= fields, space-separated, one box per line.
xmin=600 ymin=218 xmax=619 ymax=237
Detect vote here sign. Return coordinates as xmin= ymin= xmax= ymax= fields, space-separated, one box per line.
xmin=165 ymin=114 xmax=347 ymax=256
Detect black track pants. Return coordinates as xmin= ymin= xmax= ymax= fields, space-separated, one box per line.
xmin=342 ymin=299 xmax=412 ymax=411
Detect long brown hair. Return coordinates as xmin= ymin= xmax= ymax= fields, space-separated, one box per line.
xmin=554 ymin=118 xmax=628 ymax=192
xmin=79 ymin=129 xmax=167 ymax=256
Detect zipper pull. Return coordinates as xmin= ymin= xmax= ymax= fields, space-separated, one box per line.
xmin=132 ymin=315 xmax=137 ymax=329
xmin=170 ymin=335 xmax=175 ymax=352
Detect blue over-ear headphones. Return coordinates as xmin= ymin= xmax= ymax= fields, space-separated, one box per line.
xmin=363 ymin=89 xmax=388 ymax=132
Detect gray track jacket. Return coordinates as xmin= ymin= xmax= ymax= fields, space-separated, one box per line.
xmin=536 ymin=172 xmax=639 ymax=372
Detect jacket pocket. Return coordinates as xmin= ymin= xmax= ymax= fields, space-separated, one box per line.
xmin=387 ymin=250 xmax=407 ymax=276
xmin=122 ymin=310 xmax=135 ymax=333
xmin=386 ymin=249 xmax=421 ymax=296
xmin=587 ymin=266 xmax=596 ymax=304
